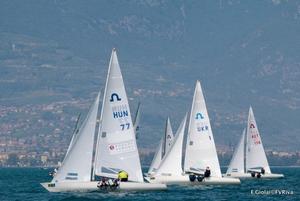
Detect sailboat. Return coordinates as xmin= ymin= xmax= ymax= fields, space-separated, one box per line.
xmin=147 ymin=117 xmax=174 ymax=175
xmin=225 ymin=107 xmax=284 ymax=179
xmin=146 ymin=81 xmax=240 ymax=185
xmin=41 ymin=49 xmax=166 ymax=192
xmin=145 ymin=115 xmax=188 ymax=184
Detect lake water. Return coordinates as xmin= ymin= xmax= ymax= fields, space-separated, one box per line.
xmin=0 ymin=167 xmax=298 ymax=201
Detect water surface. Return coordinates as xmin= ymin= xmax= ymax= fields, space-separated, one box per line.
xmin=0 ymin=167 xmax=298 ymax=201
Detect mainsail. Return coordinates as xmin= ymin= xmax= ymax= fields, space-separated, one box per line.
xmin=245 ymin=107 xmax=271 ymax=173
xmin=94 ymin=49 xmax=143 ymax=182
xmin=52 ymin=93 xmax=100 ymax=183
xmin=226 ymin=129 xmax=246 ymax=174
xmin=162 ymin=118 xmax=174 ymax=157
xmin=155 ymin=115 xmax=187 ymax=176
xmin=148 ymin=117 xmax=174 ymax=174
xmin=184 ymin=81 xmax=222 ymax=177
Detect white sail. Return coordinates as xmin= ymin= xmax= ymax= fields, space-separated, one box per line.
xmin=162 ymin=118 xmax=174 ymax=157
xmin=94 ymin=49 xmax=143 ymax=182
xmin=148 ymin=117 xmax=174 ymax=174
xmin=133 ymin=102 xmax=141 ymax=138
xmin=226 ymin=129 xmax=245 ymax=174
xmin=155 ymin=115 xmax=187 ymax=176
xmin=184 ymin=81 xmax=222 ymax=177
xmin=245 ymin=107 xmax=271 ymax=173
xmin=148 ymin=140 xmax=163 ymax=174
xmin=65 ymin=114 xmax=81 ymax=157
xmin=52 ymin=93 xmax=100 ymax=183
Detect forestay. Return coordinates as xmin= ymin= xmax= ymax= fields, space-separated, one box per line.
xmin=53 ymin=93 xmax=100 ymax=183
xmin=65 ymin=114 xmax=81 ymax=157
xmin=245 ymin=107 xmax=271 ymax=173
xmin=94 ymin=49 xmax=143 ymax=182
xmin=155 ymin=115 xmax=187 ymax=176
xmin=184 ymin=81 xmax=222 ymax=177
xmin=226 ymin=129 xmax=246 ymax=174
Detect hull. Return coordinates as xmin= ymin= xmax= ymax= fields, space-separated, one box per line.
xmin=224 ymin=173 xmax=284 ymax=179
xmin=145 ymin=174 xmax=240 ymax=185
xmin=41 ymin=181 xmax=167 ymax=192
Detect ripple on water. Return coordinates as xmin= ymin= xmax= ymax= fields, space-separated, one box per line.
xmin=0 ymin=167 xmax=299 ymax=201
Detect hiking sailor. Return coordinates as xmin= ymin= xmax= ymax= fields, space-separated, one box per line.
xmin=118 ymin=170 xmax=129 ymax=182
xmin=204 ymin=166 xmax=211 ymax=178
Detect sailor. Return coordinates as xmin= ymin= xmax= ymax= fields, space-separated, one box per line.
xmin=261 ymin=167 xmax=265 ymax=175
xmin=49 ymin=168 xmax=58 ymax=177
xmin=118 ymin=170 xmax=129 ymax=182
xmin=53 ymin=168 xmax=57 ymax=176
xmin=189 ymin=173 xmax=196 ymax=182
xmin=113 ymin=178 xmax=119 ymax=186
xmin=257 ymin=172 xmax=261 ymax=178
xmin=204 ymin=166 xmax=211 ymax=178
xmin=97 ymin=181 xmax=101 ymax=188
xmin=108 ymin=178 xmax=114 ymax=186
xmin=98 ymin=177 xmax=108 ymax=188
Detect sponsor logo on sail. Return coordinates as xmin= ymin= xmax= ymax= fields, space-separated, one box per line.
xmin=195 ymin=112 xmax=204 ymax=120
xmin=110 ymin=93 xmax=121 ymax=102
xmin=108 ymin=141 xmax=136 ymax=155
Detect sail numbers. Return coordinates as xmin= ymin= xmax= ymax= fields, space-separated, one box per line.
xmin=120 ymin=123 xmax=130 ymax=130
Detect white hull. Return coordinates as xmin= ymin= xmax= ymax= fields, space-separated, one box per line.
xmin=145 ymin=174 xmax=240 ymax=185
xmin=224 ymin=173 xmax=284 ymax=179
xmin=41 ymin=181 xmax=167 ymax=192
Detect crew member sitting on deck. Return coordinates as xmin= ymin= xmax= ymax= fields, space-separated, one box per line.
xmin=98 ymin=177 xmax=108 ymax=188
xmin=261 ymin=167 xmax=265 ymax=175
xmin=204 ymin=166 xmax=211 ymax=178
xmin=49 ymin=168 xmax=58 ymax=177
xmin=118 ymin=170 xmax=129 ymax=182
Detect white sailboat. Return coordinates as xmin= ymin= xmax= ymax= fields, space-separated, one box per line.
xmin=146 ymin=81 xmax=240 ymax=185
xmin=41 ymin=49 xmax=166 ymax=192
xmin=225 ymin=107 xmax=284 ymax=179
xmin=147 ymin=117 xmax=174 ymax=175
xmin=145 ymin=115 xmax=188 ymax=184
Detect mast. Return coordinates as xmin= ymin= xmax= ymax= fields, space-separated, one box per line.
xmin=245 ymin=106 xmax=271 ymax=173
xmin=155 ymin=115 xmax=187 ymax=176
xmin=133 ymin=102 xmax=141 ymax=139
xmin=162 ymin=118 xmax=168 ymax=157
xmin=92 ymin=49 xmax=115 ymax=180
xmin=93 ymin=49 xmax=143 ymax=182
xmin=184 ymin=80 xmax=221 ymax=177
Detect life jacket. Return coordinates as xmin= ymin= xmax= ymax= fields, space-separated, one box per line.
xmin=118 ymin=171 xmax=128 ymax=179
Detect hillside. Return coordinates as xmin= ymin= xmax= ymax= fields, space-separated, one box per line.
xmin=0 ymin=0 xmax=299 ymax=155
